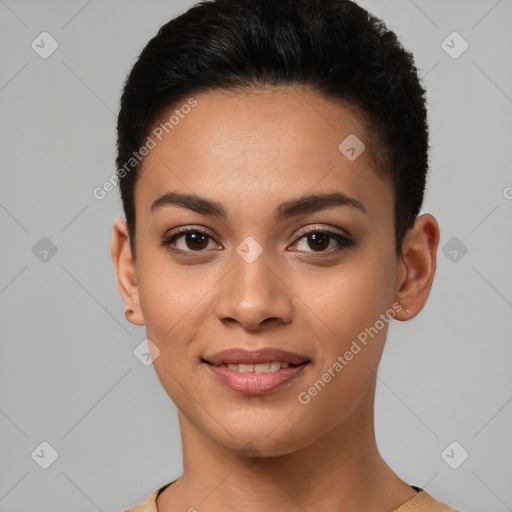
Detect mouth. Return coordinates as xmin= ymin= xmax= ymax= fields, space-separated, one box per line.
xmin=202 ymin=347 xmax=311 ymax=395
xmin=203 ymin=347 xmax=310 ymax=366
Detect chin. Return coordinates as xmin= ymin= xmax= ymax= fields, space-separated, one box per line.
xmin=214 ymin=420 xmax=310 ymax=459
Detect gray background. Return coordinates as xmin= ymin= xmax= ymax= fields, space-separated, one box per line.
xmin=1 ymin=0 xmax=511 ymax=510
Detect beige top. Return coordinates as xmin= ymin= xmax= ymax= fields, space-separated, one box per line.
xmin=124 ymin=480 xmax=458 ymax=512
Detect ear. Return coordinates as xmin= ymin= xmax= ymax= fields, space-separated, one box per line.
xmin=111 ymin=217 xmax=145 ymax=326
xmin=393 ymin=213 xmax=440 ymax=321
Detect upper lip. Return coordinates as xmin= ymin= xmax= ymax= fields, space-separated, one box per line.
xmin=203 ymin=348 xmax=310 ymax=366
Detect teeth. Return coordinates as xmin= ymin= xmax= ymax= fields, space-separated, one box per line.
xmin=254 ymin=363 xmax=270 ymax=373
xmin=222 ymin=361 xmax=293 ymax=373
xmin=269 ymin=361 xmax=281 ymax=371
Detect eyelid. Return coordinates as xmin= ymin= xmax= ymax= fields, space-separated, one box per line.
xmin=164 ymin=225 xmax=219 ymax=242
xmin=293 ymin=224 xmax=351 ymax=240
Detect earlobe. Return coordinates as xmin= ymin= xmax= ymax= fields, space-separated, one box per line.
xmin=394 ymin=213 xmax=440 ymax=321
xmin=111 ymin=217 xmax=145 ymax=326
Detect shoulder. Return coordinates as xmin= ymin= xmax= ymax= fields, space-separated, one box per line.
xmin=124 ymin=480 xmax=176 ymax=512
xmin=393 ymin=488 xmax=458 ymax=512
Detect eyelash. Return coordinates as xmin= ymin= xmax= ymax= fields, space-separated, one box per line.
xmin=159 ymin=226 xmax=354 ymax=257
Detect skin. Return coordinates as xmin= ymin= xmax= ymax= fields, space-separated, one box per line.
xmin=111 ymin=87 xmax=440 ymax=512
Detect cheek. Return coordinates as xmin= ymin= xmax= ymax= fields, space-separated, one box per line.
xmin=138 ymin=262 xmax=209 ymax=405
xmin=137 ymin=250 xmax=212 ymax=334
xmin=294 ymin=256 xmax=395 ymax=351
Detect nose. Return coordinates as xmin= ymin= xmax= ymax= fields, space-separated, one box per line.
xmin=214 ymin=246 xmax=293 ymax=331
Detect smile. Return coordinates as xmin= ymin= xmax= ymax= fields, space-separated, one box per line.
xmin=202 ymin=347 xmax=311 ymax=394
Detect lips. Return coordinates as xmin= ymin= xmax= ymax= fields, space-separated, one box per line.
xmin=203 ymin=347 xmax=309 ymax=366
xmin=202 ymin=347 xmax=311 ymax=395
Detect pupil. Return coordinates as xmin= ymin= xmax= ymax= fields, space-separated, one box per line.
xmin=309 ymin=233 xmax=329 ymax=251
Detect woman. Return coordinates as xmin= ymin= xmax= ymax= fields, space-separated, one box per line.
xmin=111 ymin=0 xmax=457 ymax=510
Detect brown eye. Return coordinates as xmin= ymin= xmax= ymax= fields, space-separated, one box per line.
xmin=161 ymin=228 xmax=218 ymax=253
xmin=291 ymin=229 xmax=354 ymax=254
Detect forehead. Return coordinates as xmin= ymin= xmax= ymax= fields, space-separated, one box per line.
xmin=134 ymin=87 xmax=392 ymax=221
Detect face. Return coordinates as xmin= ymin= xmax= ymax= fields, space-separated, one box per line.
xmin=121 ymin=88 xmax=406 ymax=456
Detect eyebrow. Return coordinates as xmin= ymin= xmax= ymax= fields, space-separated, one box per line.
xmin=150 ymin=191 xmax=367 ymax=220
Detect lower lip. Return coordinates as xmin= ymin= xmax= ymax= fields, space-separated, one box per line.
xmin=205 ymin=363 xmax=309 ymax=395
